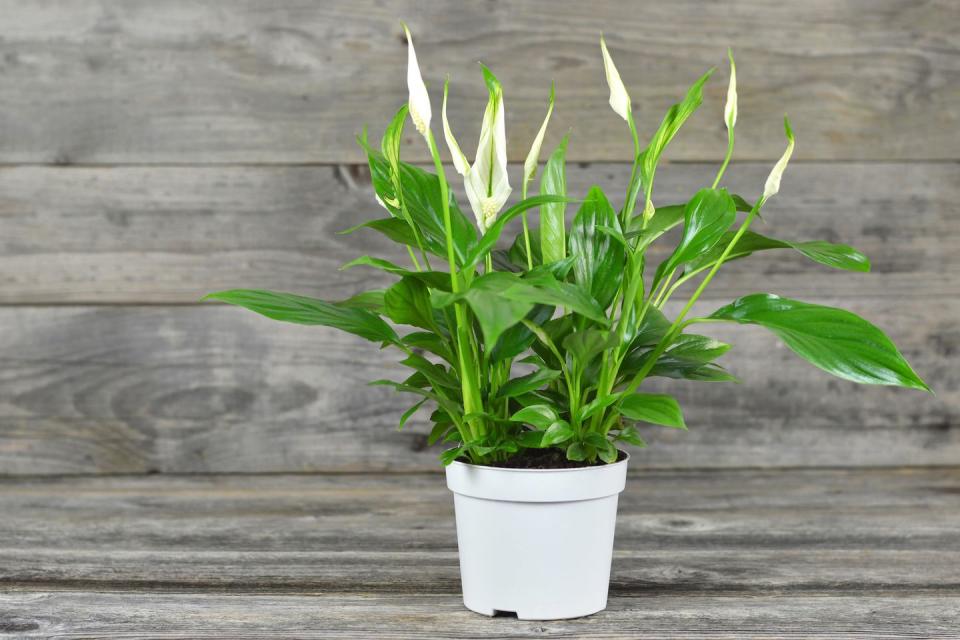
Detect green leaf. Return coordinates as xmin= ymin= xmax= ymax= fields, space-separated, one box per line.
xmin=569 ymin=186 xmax=624 ymax=310
xmin=688 ymin=230 xmax=871 ymax=273
xmin=614 ymin=424 xmax=647 ymax=447
xmin=510 ymin=404 xmax=560 ymax=430
xmin=435 ymin=271 xmax=606 ymax=348
xmin=495 ymin=368 xmax=562 ymax=400
xmin=518 ymin=430 xmax=546 ymax=448
xmin=402 ymin=331 xmax=455 ymax=366
xmin=541 ymin=420 xmax=575 ymax=447
xmin=540 ymin=135 xmax=569 ymax=265
xmin=461 ymin=195 xmax=570 ymax=272
xmin=428 ymin=421 xmax=454 ymax=446
xmin=566 ymin=441 xmax=587 ymax=461
xmin=709 ymin=294 xmax=930 ymax=391
xmin=338 ymin=289 xmax=387 ymax=314
xmin=620 ymin=393 xmax=687 ymax=429
xmin=632 ymin=306 xmax=673 ymax=347
xmin=666 ymin=334 xmax=732 ymax=363
xmin=579 ymin=393 xmax=621 ymax=423
xmin=439 ymin=447 xmax=465 ymax=466
xmin=639 ymin=69 xmax=714 ymax=199
xmin=562 ymin=328 xmax=618 ymax=369
xmin=341 ymin=256 xmax=452 ymax=291
xmin=490 ymin=304 xmax=554 ymax=363
xmin=397 ymin=399 xmax=426 ymax=431
xmin=384 ymin=277 xmax=437 ymax=331
xmin=399 ymin=353 xmax=459 ymax=391
xmin=205 ymin=289 xmax=398 ymax=344
xmin=359 ymin=136 xmax=476 ymax=265
xmin=597 ymin=439 xmax=619 ymax=463
xmin=339 ymin=217 xmax=419 ymax=247
xmin=654 ymin=188 xmax=737 ymax=290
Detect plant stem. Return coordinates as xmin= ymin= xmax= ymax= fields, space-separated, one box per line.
xmin=427 ymin=130 xmax=485 ymax=443
xmin=712 ymin=128 xmax=735 ymax=189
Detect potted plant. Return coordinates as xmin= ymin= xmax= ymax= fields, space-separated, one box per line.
xmin=206 ymin=26 xmax=929 ymax=620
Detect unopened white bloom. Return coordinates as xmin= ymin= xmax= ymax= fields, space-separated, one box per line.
xmin=763 ymin=116 xmax=795 ymax=201
xmin=600 ymin=35 xmax=631 ymax=122
xmin=442 ymin=67 xmax=512 ymax=232
xmin=403 ymin=24 xmax=431 ymax=138
xmin=522 ymin=83 xmax=555 ymax=191
xmin=724 ymin=49 xmax=737 ymax=130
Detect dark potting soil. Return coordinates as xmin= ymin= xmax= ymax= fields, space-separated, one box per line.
xmin=480 ymin=448 xmax=627 ymax=470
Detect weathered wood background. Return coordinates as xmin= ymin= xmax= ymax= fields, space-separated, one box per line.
xmin=0 ymin=0 xmax=957 ymax=474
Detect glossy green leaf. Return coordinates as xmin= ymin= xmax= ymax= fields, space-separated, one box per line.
xmin=620 ymin=393 xmax=687 ymax=429
xmin=639 ymin=69 xmax=714 ymax=199
xmin=399 ymin=353 xmax=459 ymax=391
xmin=397 ymin=398 xmax=426 ymax=431
xmin=654 ymin=188 xmax=737 ymax=289
xmin=541 ymin=420 xmax=575 ymax=447
xmin=569 ymin=186 xmax=624 ymax=310
xmin=510 ymin=404 xmax=560 ymax=430
xmin=205 ymin=289 xmax=398 ymax=344
xmin=539 ymin=135 xmax=569 ymax=265
xmin=666 ymin=334 xmax=732 ymax=362
xmin=384 ymin=277 xmax=436 ymax=331
xmin=566 ymin=441 xmax=587 ymax=461
xmin=614 ymin=424 xmax=647 ymax=447
xmin=435 ymin=271 xmax=606 ymax=348
xmin=342 ymin=255 xmax=452 ymax=291
xmin=489 ymin=304 xmax=554 ymax=363
xmin=709 ymin=294 xmax=930 ymax=391
xmin=402 ymin=331 xmax=455 ymax=366
xmin=495 ymin=368 xmax=561 ymax=400
xmin=688 ymin=230 xmax=871 ymax=273
xmin=562 ymin=328 xmax=618 ymax=369
xmin=338 ymin=290 xmax=387 ymax=314
xmin=359 ymin=135 xmax=476 ymax=265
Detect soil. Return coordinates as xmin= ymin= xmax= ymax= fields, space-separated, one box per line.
xmin=481 ymin=448 xmax=627 ymax=470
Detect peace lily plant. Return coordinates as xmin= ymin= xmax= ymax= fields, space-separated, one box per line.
xmin=207 ymin=29 xmax=929 ymax=469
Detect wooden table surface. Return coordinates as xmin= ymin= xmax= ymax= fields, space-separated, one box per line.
xmin=2 ymin=467 xmax=959 ymax=638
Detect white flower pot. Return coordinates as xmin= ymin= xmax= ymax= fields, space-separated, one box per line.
xmin=445 ymin=454 xmax=629 ymax=620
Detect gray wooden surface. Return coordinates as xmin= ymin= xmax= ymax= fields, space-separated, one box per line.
xmin=1 ymin=469 xmax=959 ymax=637
xmin=1 ymin=1 xmax=958 ymax=636
xmin=0 ymin=0 xmax=957 ymax=164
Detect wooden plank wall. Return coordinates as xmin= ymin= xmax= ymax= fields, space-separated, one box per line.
xmin=0 ymin=0 xmax=957 ymax=474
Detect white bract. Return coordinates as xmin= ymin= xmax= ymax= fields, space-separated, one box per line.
xmin=403 ymin=24 xmax=432 ymax=138
xmin=763 ymin=117 xmax=795 ymax=200
xmin=600 ymin=35 xmax=631 ymax=122
xmin=522 ymin=83 xmax=556 ymax=192
xmin=443 ymin=68 xmax=512 ymax=232
xmin=724 ymin=49 xmax=738 ymax=130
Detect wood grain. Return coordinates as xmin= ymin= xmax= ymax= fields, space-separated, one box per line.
xmin=0 ymin=469 xmax=958 ymax=637
xmin=2 ymin=591 xmax=959 ymax=639
xmin=0 ymin=301 xmax=952 ymax=475
xmin=0 ymin=161 xmax=955 ymax=304
xmin=0 ymin=0 xmax=957 ymax=163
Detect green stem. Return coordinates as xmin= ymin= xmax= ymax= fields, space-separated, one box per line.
xmin=426 ymin=131 xmax=485 ymax=443
xmin=620 ymin=112 xmax=642 ymax=228
xmin=712 ymin=128 xmax=735 ymax=189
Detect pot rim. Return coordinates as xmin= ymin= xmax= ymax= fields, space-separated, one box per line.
xmin=447 ymin=449 xmax=629 ymax=474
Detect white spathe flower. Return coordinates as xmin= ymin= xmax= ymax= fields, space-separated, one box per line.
xmin=403 ymin=23 xmax=431 ymax=138
xmin=442 ymin=66 xmax=512 ymax=233
xmin=600 ymin=35 xmax=631 ymax=122
xmin=522 ymin=83 xmax=556 ymax=192
xmin=724 ymin=48 xmax=738 ymax=130
xmin=763 ymin=116 xmax=795 ymax=201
